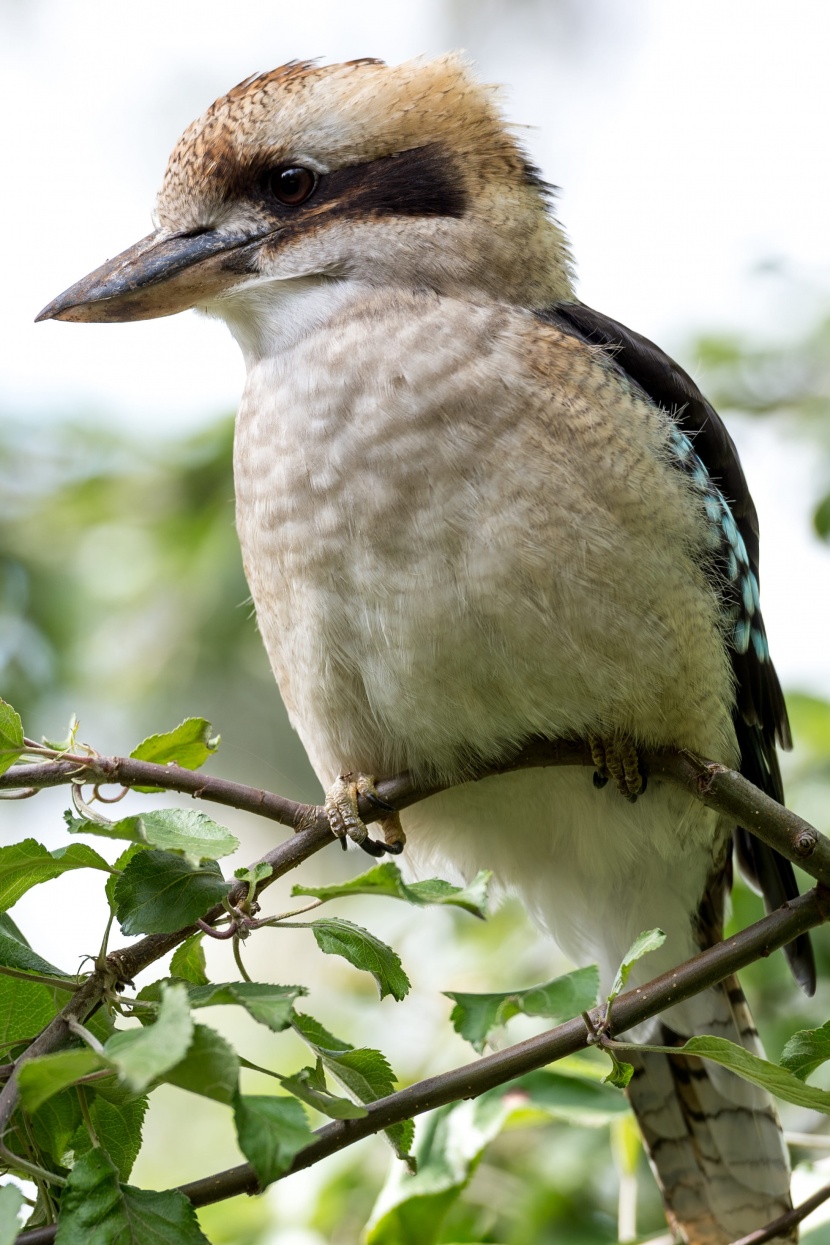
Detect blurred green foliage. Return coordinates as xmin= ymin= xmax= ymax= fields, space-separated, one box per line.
xmin=3 ymin=291 xmax=830 ymax=1242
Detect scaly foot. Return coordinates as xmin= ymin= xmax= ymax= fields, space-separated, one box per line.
xmin=587 ymin=732 xmax=647 ymax=802
xmin=324 ymin=772 xmax=406 ymax=856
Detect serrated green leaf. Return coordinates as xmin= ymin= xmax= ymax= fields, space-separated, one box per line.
xmin=0 ymin=931 xmax=68 ymax=979
xmin=54 ymin=1148 xmax=211 ymax=1244
xmin=617 ymin=1033 xmax=830 ymax=1114
xmin=71 ymin=1093 xmax=149 ymax=1181
xmin=291 ymin=1011 xmax=350 ymax=1052
xmin=293 ymin=862 xmax=490 ymax=919
xmin=106 ymin=843 xmax=146 ymax=913
xmin=233 ymin=1092 xmax=313 ymax=1187
xmin=608 ymin=928 xmax=666 ymax=1003
xmin=104 ymin=982 xmax=193 ymax=1092
xmin=234 ymin=862 xmax=273 ymax=885
xmin=0 ymin=700 xmax=24 ymax=777
xmin=170 ymin=935 xmax=208 ymax=986
xmin=446 ymin=965 xmax=599 ymax=1053
xmin=292 ymin=1012 xmax=412 ymax=1160
xmin=0 ymin=1181 xmax=24 ymax=1245
xmin=141 ymin=979 xmax=306 ymax=1032
xmin=133 ymin=810 xmax=238 ymax=861
xmin=0 ymin=839 xmax=111 ymax=912
xmin=366 ymin=1095 xmax=511 ymax=1245
xmin=18 ymin=1047 xmax=107 ymax=1113
xmin=0 ymin=975 xmax=66 ymax=1050
xmin=311 ymin=917 xmax=410 ymax=1001
xmin=602 ymin=1052 xmax=634 ymax=1089
xmin=68 ymin=808 xmax=238 ymax=863
xmin=280 ymin=1059 xmax=368 ymax=1120
xmin=26 ymin=1089 xmax=82 ymax=1171
xmin=780 ymin=1021 xmax=830 ymax=1082
xmin=131 ymin=717 xmax=220 ymax=772
xmin=162 ymin=1024 xmax=239 ymax=1105
xmin=113 ymin=850 xmax=230 ymax=935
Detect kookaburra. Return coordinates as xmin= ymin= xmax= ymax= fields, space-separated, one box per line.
xmin=38 ymin=55 xmax=813 ymax=1244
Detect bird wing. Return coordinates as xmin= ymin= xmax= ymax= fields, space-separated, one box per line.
xmin=539 ymin=300 xmax=815 ymax=994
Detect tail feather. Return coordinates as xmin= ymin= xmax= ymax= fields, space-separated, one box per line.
xmin=626 ymin=976 xmax=796 ymax=1244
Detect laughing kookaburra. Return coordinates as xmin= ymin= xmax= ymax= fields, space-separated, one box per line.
xmin=38 ymin=55 xmax=814 ymax=1244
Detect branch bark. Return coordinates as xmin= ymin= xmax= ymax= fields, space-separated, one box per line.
xmin=3 ymin=739 xmax=830 ymax=885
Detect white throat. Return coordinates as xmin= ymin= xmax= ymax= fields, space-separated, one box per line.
xmin=201 ymin=275 xmax=364 ymax=368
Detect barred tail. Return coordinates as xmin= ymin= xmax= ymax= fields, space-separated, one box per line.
xmin=626 ymin=975 xmax=796 ymax=1244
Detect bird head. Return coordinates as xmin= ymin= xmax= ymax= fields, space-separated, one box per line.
xmin=36 ymin=55 xmax=574 ymax=342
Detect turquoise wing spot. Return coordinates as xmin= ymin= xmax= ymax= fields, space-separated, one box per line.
xmin=668 ymin=421 xmax=768 ymax=661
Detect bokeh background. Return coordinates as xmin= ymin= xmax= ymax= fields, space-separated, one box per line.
xmin=3 ymin=1 xmax=830 ymax=1241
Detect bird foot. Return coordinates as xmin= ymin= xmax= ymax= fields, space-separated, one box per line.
xmin=587 ymin=732 xmax=647 ymax=802
xmin=324 ymin=772 xmax=406 ymax=857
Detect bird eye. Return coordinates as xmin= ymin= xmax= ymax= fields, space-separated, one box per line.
xmin=268 ymin=166 xmax=317 ymax=207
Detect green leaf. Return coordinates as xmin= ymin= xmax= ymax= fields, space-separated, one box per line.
xmin=0 ymin=913 xmax=29 ymax=945
xmin=446 ymin=965 xmax=600 ymax=1053
xmin=608 ymin=928 xmax=666 ymax=1003
xmin=293 ymin=863 xmax=490 ymax=919
xmin=170 ymin=935 xmax=208 ymax=986
xmin=54 ymin=1148 xmax=211 ymax=1244
xmin=0 ymin=839 xmax=111 ymax=912
xmin=113 ymin=850 xmax=230 ymax=935
xmin=106 ymin=843 xmax=146 ymax=913
xmin=67 ymin=808 xmax=238 ymax=863
xmin=602 ymin=1051 xmax=634 ymax=1089
xmin=72 ymin=1093 xmax=149 ymax=1181
xmin=234 ymin=862 xmax=273 ymax=886
xmin=162 ymin=1024 xmax=239 ymax=1105
xmin=292 ymin=1012 xmax=412 ymax=1161
xmin=104 ymin=981 xmax=193 ymax=1092
xmin=0 ymin=1182 xmax=25 ymax=1245
xmin=141 ymin=979 xmax=306 ymax=1032
xmin=0 ymin=931 xmax=68 ymax=979
xmin=618 ymin=1034 xmax=830 ymax=1114
xmin=780 ymin=1022 xmax=830 ymax=1082
xmin=131 ymin=717 xmax=220 ymax=772
xmin=0 ymin=975 xmax=67 ymax=1050
xmin=0 ymin=700 xmax=24 ymax=776
xmin=233 ymin=1092 xmax=313 ymax=1187
xmin=280 ymin=1059 xmax=368 ymax=1120
xmin=18 ymin=1047 xmax=107 ymax=1113
xmin=366 ymin=1095 xmax=511 ymax=1245
xmin=29 ymin=1089 xmax=83 ymax=1168
xmin=311 ymin=917 xmax=410 ymax=1000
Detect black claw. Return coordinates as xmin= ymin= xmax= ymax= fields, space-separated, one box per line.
xmin=363 ymin=790 xmax=396 ymax=813
xmin=383 ymin=840 xmax=405 ymax=855
xmin=640 ymin=771 xmax=648 ymax=795
xmin=359 ymin=837 xmax=387 ymax=857
xmin=626 ymin=793 xmax=639 ymax=805
xmin=592 ymin=770 xmax=609 ymax=789
xmin=339 ymin=836 xmax=348 ymax=852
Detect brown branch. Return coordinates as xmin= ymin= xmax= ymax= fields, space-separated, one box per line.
xmin=3 ymin=740 xmax=829 ymax=888
xmin=729 ymin=1179 xmax=830 ymax=1244
xmin=13 ymin=882 xmax=830 ymax=1244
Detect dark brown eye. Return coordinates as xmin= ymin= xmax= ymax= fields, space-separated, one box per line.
xmin=268 ymin=166 xmax=317 ymax=206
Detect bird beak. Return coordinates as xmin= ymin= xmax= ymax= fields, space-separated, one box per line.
xmin=35 ymin=227 xmax=268 ymax=323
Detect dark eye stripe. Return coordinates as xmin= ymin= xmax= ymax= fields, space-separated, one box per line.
xmin=318 ymin=145 xmax=467 ymax=220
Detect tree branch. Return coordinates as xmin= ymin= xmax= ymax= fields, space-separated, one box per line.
xmin=3 ymin=739 xmax=830 ymax=886
xmin=14 ymin=882 xmax=830 ymax=1244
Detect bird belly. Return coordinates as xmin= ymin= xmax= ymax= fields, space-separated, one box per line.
xmin=233 ymin=292 xmax=738 ymax=992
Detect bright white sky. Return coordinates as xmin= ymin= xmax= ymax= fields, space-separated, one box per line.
xmin=3 ymin=0 xmax=830 ymax=693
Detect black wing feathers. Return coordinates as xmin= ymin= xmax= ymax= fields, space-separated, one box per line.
xmin=540 ymin=301 xmax=814 ymax=994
